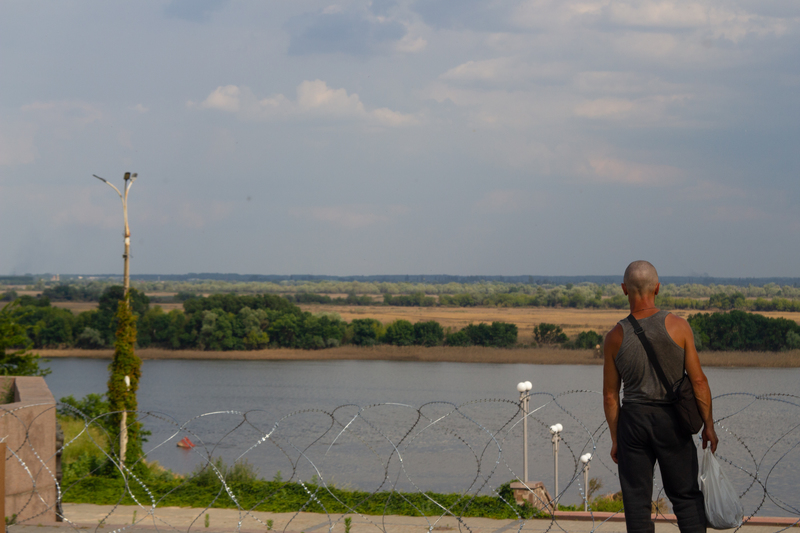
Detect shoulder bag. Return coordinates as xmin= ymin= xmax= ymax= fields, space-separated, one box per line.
xmin=626 ymin=314 xmax=705 ymax=435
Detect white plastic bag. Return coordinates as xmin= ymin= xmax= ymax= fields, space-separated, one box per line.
xmin=699 ymin=447 xmax=744 ymax=529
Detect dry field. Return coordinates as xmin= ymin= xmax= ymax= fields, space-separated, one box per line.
xmin=37 ymin=345 xmax=800 ymax=367
xmin=300 ymin=305 xmax=800 ymax=343
xmin=51 ymin=301 xmax=185 ymax=313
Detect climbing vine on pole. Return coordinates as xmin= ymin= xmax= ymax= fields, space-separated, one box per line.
xmin=107 ymin=294 xmax=143 ymax=469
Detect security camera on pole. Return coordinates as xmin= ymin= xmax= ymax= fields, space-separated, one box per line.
xmin=549 ymin=422 xmax=563 ymax=506
xmin=516 ymin=381 xmax=532 ymax=482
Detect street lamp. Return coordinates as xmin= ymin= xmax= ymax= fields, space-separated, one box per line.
xmin=549 ymin=423 xmax=563 ymax=506
xmin=580 ymin=453 xmax=592 ymax=512
xmin=93 ymin=172 xmax=137 ymax=297
xmin=516 ymin=381 xmax=532 ymax=482
xmin=94 ymin=172 xmax=137 ymax=469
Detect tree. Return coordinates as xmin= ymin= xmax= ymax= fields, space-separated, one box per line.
xmin=533 ymin=323 xmax=568 ymax=345
xmin=0 ymin=301 xmax=50 ymax=376
xmin=384 ymin=320 xmax=415 ymax=346
xmin=413 ymin=321 xmax=444 ymax=346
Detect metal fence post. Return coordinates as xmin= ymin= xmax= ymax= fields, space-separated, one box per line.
xmin=1 ymin=441 xmax=6 ymax=532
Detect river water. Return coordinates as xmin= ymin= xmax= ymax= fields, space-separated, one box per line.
xmin=45 ymin=359 xmax=800 ymax=516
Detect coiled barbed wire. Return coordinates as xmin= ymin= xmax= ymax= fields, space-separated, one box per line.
xmin=2 ymin=392 xmax=799 ymax=532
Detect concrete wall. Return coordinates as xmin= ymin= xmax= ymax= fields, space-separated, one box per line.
xmin=1 ymin=376 xmax=57 ymax=524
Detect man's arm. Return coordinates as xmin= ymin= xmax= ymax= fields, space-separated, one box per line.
xmin=603 ymin=324 xmax=623 ymax=464
xmin=666 ymin=314 xmax=718 ymax=452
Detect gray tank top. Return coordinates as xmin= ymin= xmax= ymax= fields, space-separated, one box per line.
xmin=615 ymin=310 xmax=685 ymax=405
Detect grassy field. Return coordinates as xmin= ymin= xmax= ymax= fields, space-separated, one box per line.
xmin=37 ymin=345 xmax=800 ymax=367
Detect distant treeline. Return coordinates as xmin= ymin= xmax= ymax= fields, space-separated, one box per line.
xmin=13 ymin=272 xmax=800 ymax=287
xmin=2 ymin=289 xmax=521 ymax=351
xmin=291 ymin=290 xmax=800 ymax=312
xmin=5 ymin=281 xmax=800 ymax=303
xmin=4 ymin=287 xmax=800 ymax=352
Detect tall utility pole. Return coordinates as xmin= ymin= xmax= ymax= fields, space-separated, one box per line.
xmin=94 ymin=171 xmax=138 ymax=469
xmin=93 ymin=172 xmax=136 ymax=297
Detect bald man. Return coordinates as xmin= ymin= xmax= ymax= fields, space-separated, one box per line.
xmin=603 ymin=261 xmax=718 ymax=533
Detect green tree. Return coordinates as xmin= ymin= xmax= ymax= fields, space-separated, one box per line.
xmin=384 ymin=320 xmax=415 ymax=346
xmin=0 ymin=301 xmax=50 ymax=376
xmin=349 ymin=318 xmax=385 ymax=346
xmin=413 ymin=321 xmax=444 ymax=347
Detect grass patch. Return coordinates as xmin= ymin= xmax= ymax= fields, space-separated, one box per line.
xmin=61 ymin=458 xmax=539 ymax=520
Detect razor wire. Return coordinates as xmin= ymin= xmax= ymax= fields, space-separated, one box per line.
xmin=3 ymin=391 xmax=800 ymax=533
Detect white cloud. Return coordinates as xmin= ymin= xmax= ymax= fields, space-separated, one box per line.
xmin=574 ymin=94 xmax=691 ymax=122
xmin=395 ymin=34 xmax=427 ymax=53
xmin=440 ymin=57 xmax=569 ymax=85
xmin=200 ymin=85 xmax=242 ymax=112
xmin=195 ymin=80 xmax=419 ymax=126
xmin=132 ymin=104 xmax=149 ymax=113
xmin=584 ymin=157 xmax=683 ymax=185
xmin=606 ymin=1 xmax=792 ymax=41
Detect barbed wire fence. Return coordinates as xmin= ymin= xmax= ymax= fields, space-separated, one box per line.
xmin=3 ymin=391 xmax=800 ymax=532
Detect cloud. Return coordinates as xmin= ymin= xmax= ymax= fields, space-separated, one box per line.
xmin=285 ymin=8 xmax=406 ymax=56
xmin=440 ymin=57 xmax=571 ymax=87
xmin=289 ymin=204 xmax=409 ymax=229
xmin=584 ymin=157 xmax=683 ymax=185
xmin=132 ymin=104 xmax=149 ymax=113
xmin=573 ymin=94 xmax=691 ymax=122
xmin=605 ymin=2 xmax=791 ymax=41
xmin=194 ymin=80 xmax=419 ymax=126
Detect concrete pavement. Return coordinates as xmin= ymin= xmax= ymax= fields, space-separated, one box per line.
xmin=6 ymin=504 xmax=798 ymax=533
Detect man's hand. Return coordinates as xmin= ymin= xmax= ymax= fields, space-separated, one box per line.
xmin=610 ymin=441 xmax=618 ymax=464
xmin=702 ymin=424 xmax=718 ymax=453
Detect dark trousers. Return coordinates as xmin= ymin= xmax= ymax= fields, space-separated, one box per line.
xmin=618 ymin=403 xmax=706 ymax=533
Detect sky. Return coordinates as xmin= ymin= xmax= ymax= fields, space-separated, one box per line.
xmin=1 ymin=0 xmax=799 ymax=278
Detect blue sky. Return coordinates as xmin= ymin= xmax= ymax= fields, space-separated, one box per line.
xmin=1 ymin=0 xmax=798 ymax=277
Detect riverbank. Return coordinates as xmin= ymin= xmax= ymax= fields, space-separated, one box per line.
xmin=36 ymin=346 xmax=800 ymax=367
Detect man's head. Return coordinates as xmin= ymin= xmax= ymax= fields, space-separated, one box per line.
xmin=622 ymin=260 xmax=659 ymax=297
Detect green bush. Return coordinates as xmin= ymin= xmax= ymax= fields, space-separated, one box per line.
xmin=688 ymin=310 xmax=800 ymax=351
xmin=384 ymin=320 xmax=415 ymax=346
xmin=564 ymin=330 xmax=603 ymax=350
xmin=413 ymin=321 xmax=444 ymax=346
xmin=533 ymin=323 xmax=567 ymax=345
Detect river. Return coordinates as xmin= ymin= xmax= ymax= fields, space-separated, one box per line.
xmin=45 ymin=359 xmax=800 ymax=516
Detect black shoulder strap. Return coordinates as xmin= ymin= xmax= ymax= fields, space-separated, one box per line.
xmin=626 ymin=314 xmax=676 ymax=401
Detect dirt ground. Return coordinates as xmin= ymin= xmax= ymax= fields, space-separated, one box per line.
xmin=37 ymin=345 xmax=800 ymax=367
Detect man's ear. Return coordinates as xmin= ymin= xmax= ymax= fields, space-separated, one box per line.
xmin=621 ymin=282 xmax=628 ymax=296
xmin=654 ymin=282 xmax=660 ymax=296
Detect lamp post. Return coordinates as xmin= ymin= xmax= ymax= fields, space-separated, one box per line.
xmin=516 ymin=381 xmax=532 ymax=482
xmin=549 ymin=423 xmax=563 ymax=506
xmin=94 ymin=172 xmax=137 ymax=469
xmin=580 ymin=453 xmax=592 ymax=511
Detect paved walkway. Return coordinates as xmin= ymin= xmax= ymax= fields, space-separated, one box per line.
xmin=7 ymin=505 xmax=798 ymax=533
